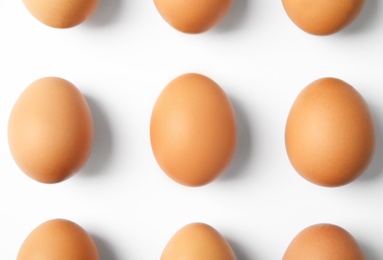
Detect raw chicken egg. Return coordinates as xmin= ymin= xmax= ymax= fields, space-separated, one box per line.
xmin=17 ymin=219 xmax=99 ymax=260
xmin=153 ymin=0 xmax=232 ymax=33
xmin=8 ymin=77 xmax=94 ymax=183
xmin=282 ymin=0 xmax=365 ymax=35
xmin=283 ymin=223 xmax=365 ymax=260
xmin=150 ymin=73 xmax=236 ymax=186
xmin=285 ymin=77 xmax=375 ymax=187
xmin=22 ymin=0 xmax=98 ymax=28
xmin=161 ymin=222 xmax=236 ymax=260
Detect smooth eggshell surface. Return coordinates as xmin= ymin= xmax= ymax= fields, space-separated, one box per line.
xmin=285 ymin=77 xmax=375 ymax=187
xmin=17 ymin=219 xmax=99 ymax=260
xmin=282 ymin=0 xmax=365 ymax=35
xmin=150 ymin=73 xmax=236 ymax=186
xmin=22 ymin=0 xmax=98 ymax=28
xmin=161 ymin=223 xmax=236 ymax=260
xmin=153 ymin=0 xmax=232 ymax=33
xmin=8 ymin=77 xmax=94 ymax=183
xmin=283 ymin=223 xmax=365 ymax=260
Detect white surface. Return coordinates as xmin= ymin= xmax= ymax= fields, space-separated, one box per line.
xmin=1 ymin=1 xmax=383 ymax=259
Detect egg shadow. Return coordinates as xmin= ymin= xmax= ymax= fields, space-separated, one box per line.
xmin=359 ymin=103 xmax=383 ymax=182
xmin=359 ymin=241 xmax=381 ymax=259
xmin=220 ymin=96 xmax=253 ymax=182
xmin=341 ymin=0 xmax=380 ymax=35
xmin=215 ymin=0 xmax=250 ymax=33
xmin=82 ymin=95 xmax=114 ymax=177
xmin=86 ymin=0 xmax=124 ymax=27
xmin=91 ymin=234 xmax=120 ymax=260
xmin=226 ymin=238 xmax=254 ymax=260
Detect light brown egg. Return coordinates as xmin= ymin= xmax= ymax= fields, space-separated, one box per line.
xmin=153 ymin=0 xmax=232 ymax=33
xmin=282 ymin=0 xmax=365 ymax=35
xmin=8 ymin=77 xmax=93 ymax=183
xmin=22 ymin=0 xmax=98 ymax=28
xmin=161 ymin=223 xmax=236 ymax=260
xmin=150 ymin=73 xmax=236 ymax=186
xmin=17 ymin=219 xmax=99 ymax=260
xmin=283 ymin=223 xmax=365 ymax=260
xmin=285 ymin=78 xmax=375 ymax=187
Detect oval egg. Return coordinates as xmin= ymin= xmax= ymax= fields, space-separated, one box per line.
xmin=17 ymin=219 xmax=99 ymax=260
xmin=150 ymin=73 xmax=236 ymax=186
xmin=283 ymin=223 xmax=365 ymax=260
xmin=153 ymin=0 xmax=232 ymax=33
xmin=161 ymin=222 xmax=236 ymax=260
xmin=285 ymin=77 xmax=375 ymax=187
xmin=22 ymin=0 xmax=98 ymax=28
xmin=282 ymin=0 xmax=365 ymax=35
xmin=8 ymin=77 xmax=94 ymax=183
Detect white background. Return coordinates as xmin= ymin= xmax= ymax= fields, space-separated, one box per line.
xmin=1 ymin=0 xmax=383 ymax=259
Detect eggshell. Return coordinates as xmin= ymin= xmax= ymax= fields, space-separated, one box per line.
xmin=22 ymin=0 xmax=98 ymax=28
xmin=282 ymin=0 xmax=365 ymax=35
xmin=283 ymin=223 xmax=365 ymax=260
xmin=17 ymin=219 xmax=99 ymax=260
xmin=8 ymin=77 xmax=93 ymax=183
xmin=153 ymin=0 xmax=232 ymax=33
xmin=285 ymin=77 xmax=375 ymax=187
xmin=161 ymin=223 xmax=236 ymax=260
xmin=150 ymin=73 xmax=236 ymax=186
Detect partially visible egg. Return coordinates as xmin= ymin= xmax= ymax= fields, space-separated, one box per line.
xmin=8 ymin=77 xmax=94 ymax=183
xmin=283 ymin=223 xmax=365 ymax=260
xmin=161 ymin=222 xmax=236 ymax=260
xmin=17 ymin=219 xmax=99 ymax=260
xmin=153 ymin=0 xmax=232 ymax=33
xmin=282 ymin=0 xmax=365 ymax=35
xmin=285 ymin=77 xmax=375 ymax=187
xmin=150 ymin=73 xmax=236 ymax=186
xmin=22 ymin=0 xmax=98 ymax=28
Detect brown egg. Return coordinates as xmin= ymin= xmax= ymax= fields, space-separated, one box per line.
xmin=283 ymin=223 xmax=365 ymax=260
xmin=161 ymin=223 xmax=236 ymax=260
xmin=282 ymin=0 xmax=365 ymax=35
xmin=285 ymin=78 xmax=375 ymax=187
xmin=8 ymin=77 xmax=93 ymax=183
xmin=150 ymin=73 xmax=236 ymax=186
xmin=17 ymin=219 xmax=99 ymax=260
xmin=22 ymin=0 xmax=98 ymax=28
xmin=153 ymin=0 xmax=232 ymax=33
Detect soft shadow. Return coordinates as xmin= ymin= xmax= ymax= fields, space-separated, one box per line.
xmin=227 ymin=238 xmax=254 ymax=260
xmin=82 ymin=95 xmax=114 ymax=177
xmin=221 ymin=96 xmax=253 ymax=181
xmin=87 ymin=0 xmax=123 ymax=27
xmin=342 ymin=0 xmax=380 ymax=34
xmin=92 ymin=234 xmax=119 ymax=260
xmin=359 ymin=241 xmax=380 ymax=259
xmin=359 ymin=103 xmax=383 ymax=182
xmin=215 ymin=0 xmax=250 ymax=32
